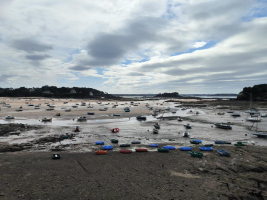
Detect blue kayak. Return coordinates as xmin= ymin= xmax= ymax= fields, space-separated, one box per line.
xmin=103 ymin=145 xmax=113 ymax=150
xmin=217 ymin=149 xmax=230 ymax=156
xmin=150 ymin=144 xmax=159 ymax=147
xmin=199 ymin=147 xmax=213 ymax=151
xmin=163 ymin=146 xmax=176 ymax=150
xmin=95 ymin=141 xmax=104 ymax=145
xmin=214 ymin=141 xmax=224 ymax=144
xmin=180 ymin=147 xmax=192 ymax=151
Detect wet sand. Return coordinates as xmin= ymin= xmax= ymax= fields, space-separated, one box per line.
xmin=0 ymin=97 xmax=267 ymax=199
xmin=0 ymin=146 xmax=266 ymax=200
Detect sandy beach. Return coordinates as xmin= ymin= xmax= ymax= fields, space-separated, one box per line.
xmin=0 ymin=97 xmax=267 ymax=199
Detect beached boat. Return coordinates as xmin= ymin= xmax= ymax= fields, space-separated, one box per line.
xmin=178 ymin=117 xmax=183 ymax=122
xmin=87 ymin=105 xmax=94 ymax=108
xmin=131 ymin=141 xmax=141 ymax=144
xmin=113 ymin=114 xmax=120 ymax=116
xmin=5 ymin=115 xmax=15 ymax=119
xmin=95 ymin=141 xmax=104 ymax=145
xmin=73 ymin=126 xmax=80 ymax=132
xmin=135 ymin=148 xmax=148 ymax=152
xmin=154 ymin=123 xmax=160 ymax=129
xmin=110 ymin=128 xmax=119 ymax=133
xmin=87 ymin=112 xmax=95 ymax=115
xmin=163 ymin=146 xmax=175 ymax=150
xmin=214 ymin=141 xmax=224 ymax=144
xmin=234 ymin=142 xmax=246 ymax=146
xmin=231 ymin=113 xmax=240 ymax=117
xmin=72 ymin=105 xmax=78 ymax=108
xmin=103 ymin=146 xmax=113 ymax=150
xmin=46 ymin=108 xmax=54 ymax=111
xmin=120 ymin=149 xmax=132 ymax=154
xmin=261 ymin=113 xmax=267 ymax=117
xmin=153 ymin=129 xmax=159 ymax=134
xmin=217 ymin=112 xmax=225 ymax=115
xmin=65 ymin=109 xmax=71 ymax=112
xmin=184 ymin=124 xmax=192 ymax=129
xmin=199 ymin=147 xmax=213 ymax=151
xmin=95 ymin=150 xmax=107 ymax=155
xmin=214 ymin=123 xmax=232 ymax=129
xmin=120 ymin=144 xmax=131 ymax=147
xmin=42 ymin=117 xmax=52 ymax=122
xmin=136 ymin=116 xmax=147 ymax=120
xmin=189 ymin=151 xmax=203 ymax=158
xmin=157 ymin=148 xmax=169 ymax=153
xmin=246 ymin=117 xmax=261 ymax=122
xmin=150 ymin=144 xmax=159 ymax=147
xmin=251 ymin=132 xmax=267 ymax=138
xmin=183 ymin=131 xmax=190 ymax=137
xmin=111 ymin=139 xmax=118 ymax=143
xmin=124 ymin=109 xmax=130 ymax=112
xmin=99 ymin=108 xmax=107 ymax=111
xmin=190 ymin=140 xmax=202 ymax=144
xmin=16 ymin=109 xmax=23 ymax=112
xmin=217 ymin=149 xmax=230 ymax=156
xmin=55 ymin=113 xmax=60 ymax=116
xmin=180 ymin=147 xmax=192 ymax=151
xmin=77 ymin=116 xmax=87 ymax=121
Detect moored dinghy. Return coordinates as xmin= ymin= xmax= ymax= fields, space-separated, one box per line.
xmin=120 ymin=149 xmax=132 ymax=154
xmin=95 ymin=150 xmax=107 ymax=155
xmin=95 ymin=141 xmax=104 ymax=145
xmin=135 ymin=148 xmax=148 ymax=152
xmin=199 ymin=146 xmax=213 ymax=151
xmin=180 ymin=147 xmax=192 ymax=151
xmin=131 ymin=141 xmax=141 ymax=144
xmin=103 ymin=146 xmax=113 ymax=150
xmin=150 ymin=144 xmax=159 ymax=147
xmin=163 ymin=146 xmax=175 ymax=150
xmin=120 ymin=144 xmax=131 ymax=147
xmin=111 ymin=139 xmax=118 ymax=143
xmin=157 ymin=148 xmax=169 ymax=153
xmin=190 ymin=140 xmax=202 ymax=144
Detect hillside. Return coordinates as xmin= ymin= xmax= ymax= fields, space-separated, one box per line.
xmin=237 ymin=84 xmax=267 ymax=101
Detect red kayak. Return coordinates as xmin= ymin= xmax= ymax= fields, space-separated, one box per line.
xmin=119 ymin=149 xmax=132 ymax=154
xmin=110 ymin=128 xmax=120 ymax=133
xmin=135 ymin=148 xmax=148 ymax=152
xmin=95 ymin=150 xmax=107 ymax=155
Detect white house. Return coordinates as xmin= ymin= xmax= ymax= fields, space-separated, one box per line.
xmin=43 ymin=90 xmax=51 ymax=94
xmin=89 ymin=92 xmax=93 ymax=96
xmin=70 ymin=89 xmax=77 ymax=94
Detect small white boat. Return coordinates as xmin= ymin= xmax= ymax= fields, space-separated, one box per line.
xmin=61 ymin=106 xmax=66 ymax=109
xmin=77 ymin=116 xmax=87 ymax=121
xmin=261 ymin=114 xmax=267 ymax=117
xmin=183 ymin=131 xmax=190 ymax=137
xmin=42 ymin=118 xmax=52 ymax=122
xmin=5 ymin=115 xmax=15 ymax=119
xmin=246 ymin=117 xmax=261 ymax=122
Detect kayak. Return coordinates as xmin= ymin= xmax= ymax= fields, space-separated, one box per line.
xmin=95 ymin=141 xmax=104 ymax=145
xmin=103 ymin=145 xmax=113 ymax=150
xmin=110 ymin=128 xmax=120 ymax=133
xmin=95 ymin=150 xmax=107 ymax=155
xmin=163 ymin=146 xmax=175 ymax=150
xmin=180 ymin=147 xmax=192 ymax=151
xmin=120 ymin=149 xmax=132 ymax=154
xmin=157 ymin=148 xmax=169 ymax=153
xmin=135 ymin=148 xmax=148 ymax=152
xmin=150 ymin=144 xmax=159 ymax=147
xmin=199 ymin=147 xmax=213 ymax=151
xmin=217 ymin=149 xmax=230 ymax=156
xmin=111 ymin=139 xmax=118 ymax=143
xmin=189 ymin=151 xmax=203 ymax=158
xmin=120 ymin=144 xmax=131 ymax=147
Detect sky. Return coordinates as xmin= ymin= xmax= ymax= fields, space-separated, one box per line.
xmin=0 ymin=0 xmax=267 ymax=94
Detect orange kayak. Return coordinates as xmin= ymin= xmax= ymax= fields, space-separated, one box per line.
xmin=119 ymin=149 xmax=132 ymax=154
xmin=135 ymin=148 xmax=148 ymax=152
xmin=95 ymin=150 xmax=107 ymax=155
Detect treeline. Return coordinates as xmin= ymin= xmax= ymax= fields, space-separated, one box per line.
xmin=0 ymin=86 xmax=114 ymax=98
xmin=237 ymin=84 xmax=267 ymax=101
xmin=155 ymin=92 xmax=180 ymax=97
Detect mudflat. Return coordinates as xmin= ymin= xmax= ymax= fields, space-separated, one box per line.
xmin=0 ymin=146 xmax=266 ymax=200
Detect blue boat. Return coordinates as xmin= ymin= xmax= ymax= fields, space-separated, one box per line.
xmin=180 ymin=147 xmax=192 ymax=151
xmin=199 ymin=147 xmax=213 ymax=151
xmin=150 ymin=144 xmax=159 ymax=147
xmin=95 ymin=141 xmax=104 ymax=145
xmin=214 ymin=141 xmax=224 ymax=144
xmin=217 ymin=149 xmax=230 ymax=156
xmin=103 ymin=145 xmax=113 ymax=150
xmin=163 ymin=146 xmax=176 ymax=150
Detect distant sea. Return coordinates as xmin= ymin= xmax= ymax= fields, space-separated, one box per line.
xmin=115 ymin=94 xmax=237 ymax=99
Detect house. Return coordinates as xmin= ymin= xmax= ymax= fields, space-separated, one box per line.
xmin=29 ymin=88 xmax=35 ymax=92
xmin=9 ymin=88 xmax=14 ymax=91
xmin=70 ymin=89 xmax=77 ymax=94
xmin=89 ymin=92 xmax=93 ymax=96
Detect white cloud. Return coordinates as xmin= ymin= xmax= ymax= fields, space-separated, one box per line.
xmin=193 ymin=41 xmax=207 ymax=48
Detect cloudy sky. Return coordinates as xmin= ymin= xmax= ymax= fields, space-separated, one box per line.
xmin=0 ymin=0 xmax=266 ymax=94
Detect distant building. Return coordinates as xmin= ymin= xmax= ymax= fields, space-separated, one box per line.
xmin=70 ymin=89 xmax=77 ymax=94
xmin=29 ymin=88 xmax=35 ymax=92
xmin=9 ymin=88 xmax=14 ymax=91
xmin=89 ymin=92 xmax=93 ymax=96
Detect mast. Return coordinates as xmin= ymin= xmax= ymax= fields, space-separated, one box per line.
xmin=250 ymin=93 xmax=252 ymax=110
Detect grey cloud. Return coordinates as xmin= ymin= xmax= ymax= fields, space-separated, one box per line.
xmin=71 ymin=17 xmax=173 ymax=70
xmin=25 ymin=54 xmax=51 ymax=60
xmin=69 ymin=65 xmax=92 ymax=71
xmin=127 ymin=72 xmax=145 ymax=76
xmin=11 ymin=38 xmax=53 ymax=52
